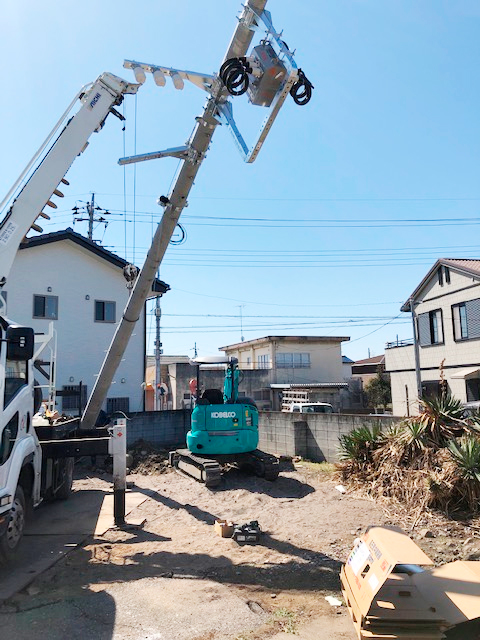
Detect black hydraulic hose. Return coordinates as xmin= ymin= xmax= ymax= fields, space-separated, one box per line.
xmin=290 ymin=69 xmax=314 ymax=106
xmin=220 ymin=57 xmax=249 ymax=96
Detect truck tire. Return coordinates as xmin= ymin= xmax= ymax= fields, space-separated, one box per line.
xmin=0 ymin=486 xmax=26 ymax=563
xmin=55 ymin=457 xmax=74 ymax=500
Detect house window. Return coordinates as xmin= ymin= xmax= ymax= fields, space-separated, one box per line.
xmin=453 ymin=303 xmax=468 ymax=340
xmin=107 ymin=397 xmax=130 ymax=414
xmin=466 ymin=378 xmax=480 ymax=402
xmin=33 ymin=294 xmax=58 ymax=320
xmin=452 ymin=299 xmax=480 ymax=341
xmin=418 ymin=309 xmax=443 ymax=346
xmin=276 ymin=352 xmax=311 ymax=369
xmin=422 ymin=380 xmax=443 ymax=399
xmin=438 ymin=266 xmax=450 ymax=286
xmin=257 ymin=354 xmax=270 ymax=369
xmin=95 ymin=300 xmax=116 ymax=323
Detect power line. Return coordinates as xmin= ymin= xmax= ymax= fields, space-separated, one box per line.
xmin=64 ymin=191 xmax=480 ymax=203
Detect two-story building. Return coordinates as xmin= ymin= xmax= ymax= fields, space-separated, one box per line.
xmin=385 ymin=259 xmax=480 ymax=416
xmin=4 ymin=228 xmax=169 ymax=415
xmin=220 ymin=335 xmax=350 ymax=411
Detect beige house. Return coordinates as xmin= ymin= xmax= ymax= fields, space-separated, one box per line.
xmin=220 ymin=335 xmax=350 ymax=410
xmin=385 ymin=259 xmax=480 ymax=417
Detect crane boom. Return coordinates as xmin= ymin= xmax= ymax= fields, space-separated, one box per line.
xmin=0 ymin=73 xmax=139 ymax=291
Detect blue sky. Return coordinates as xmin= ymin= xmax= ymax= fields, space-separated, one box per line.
xmin=2 ymin=1 xmax=480 ymax=362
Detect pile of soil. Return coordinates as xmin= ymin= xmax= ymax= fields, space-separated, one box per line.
xmin=127 ymin=439 xmax=171 ymax=475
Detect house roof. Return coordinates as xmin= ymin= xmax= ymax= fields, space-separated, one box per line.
xmin=400 ymin=258 xmax=480 ymax=312
xmin=342 ymin=355 xmax=354 ymax=364
xmin=220 ymin=335 xmax=350 ymax=350
xmin=20 ymin=228 xmax=170 ymax=296
xmin=353 ymin=355 xmax=385 ymax=366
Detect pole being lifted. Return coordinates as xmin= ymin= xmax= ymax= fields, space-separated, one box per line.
xmin=81 ymin=0 xmax=269 ymax=430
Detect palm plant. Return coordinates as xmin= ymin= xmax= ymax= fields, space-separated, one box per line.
xmin=417 ymin=391 xmax=465 ymax=446
xmin=338 ymin=424 xmax=383 ymax=464
xmin=448 ymin=436 xmax=480 ymax=483
xmin=447 ymin=435 xmax=480 ymax=511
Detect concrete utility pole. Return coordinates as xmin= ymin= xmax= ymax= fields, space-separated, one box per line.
xmin=87 ymin=193 xmax=94 ymax=240
xmin=154 ymin=280 xmax=162 ymax=411
xmin=81 ymin=0 xmax=268 ymax=430
xmin=410 ymin=298 xmax=423 ymax=404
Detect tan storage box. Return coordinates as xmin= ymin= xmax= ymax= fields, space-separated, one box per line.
xmin=214 ymin=519 xmax=234 ymax=538
xmin=341 ymin=526 xmax=480 ymax=640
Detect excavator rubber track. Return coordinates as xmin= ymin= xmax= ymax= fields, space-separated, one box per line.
xmin=169 ymin=449 xmax=223 ymax=488
xmin=242 ymin=449 xmax=280 ymax=481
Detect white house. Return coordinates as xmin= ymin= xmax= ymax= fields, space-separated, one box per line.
xmin=4 ymin=228 xmax=169 ymax=416
xmin=385 ymin=259 xmax=480 ymax=416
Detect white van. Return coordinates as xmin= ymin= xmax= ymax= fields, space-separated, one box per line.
xmin=286 ymin=402 xmax=334 ymax=414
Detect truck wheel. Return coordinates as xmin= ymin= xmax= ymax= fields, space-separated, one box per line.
xmin=0 ymin=486 xmax=26 ymax=563
xmin=56 ymin=458 xmax=74 ymax=500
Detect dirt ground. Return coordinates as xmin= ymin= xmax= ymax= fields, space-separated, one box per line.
xmin=1 ymin=458 xmax=480 ymax=639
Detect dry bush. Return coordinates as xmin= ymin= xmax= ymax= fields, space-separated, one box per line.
xmin=337 ymin=414 xmax=480 ymax=517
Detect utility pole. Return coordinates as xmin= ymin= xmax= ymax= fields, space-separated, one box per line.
xmin=87 ymin=193 xmax=94 ymax=240
xmin=410 ymin=298 xmax=423 ymax=405
xmin=80 ymin=0 xmax=311 ymax=430
xmin=72 ymin=192 xmax=110 ymax=242
xmin=154 ymin=270 xmax=162 ymax=411
xmin=237 ymin=304 xmax=245 ymax=342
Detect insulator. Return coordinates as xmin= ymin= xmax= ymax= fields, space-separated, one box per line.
xmin=46 ymin=200 xmax=57 ymax=209
xmin=61 ymin=178 xmax=70 ymax=185
xmin=153 ymin=69 xmax=166 ymax=87
xmin=38 ymin=212 xmax=50 ymax=220
xmin=53 ymin=189 xmax=64 ymax=198
xmin=171 ymin=72 xmax=184 ymax=90
xmin=133 ymin=66 xmax=146 ymax=84
xmin=31 ymin=223 xmax=43 ymax=233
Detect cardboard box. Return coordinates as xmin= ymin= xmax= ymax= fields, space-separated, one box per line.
xmin=214 ymin=519 xmax=234 ymax=538
xmin=341 ymin=526 xmax=480 ymax=640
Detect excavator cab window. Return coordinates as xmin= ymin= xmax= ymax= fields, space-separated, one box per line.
xmin=201 ymin=389 xmax=224 ymax=405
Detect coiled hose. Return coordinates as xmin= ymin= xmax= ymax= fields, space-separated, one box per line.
xmin=219 ymin=57 xmax=251 ymax=96
xmin=290 ymin=69 xmax=314 ymax=106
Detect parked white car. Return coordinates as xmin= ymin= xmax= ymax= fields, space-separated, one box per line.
xmin=285 ymin=402 xmax=334 ymax=414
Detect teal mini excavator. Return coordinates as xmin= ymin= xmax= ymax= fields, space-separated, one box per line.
xmin=169 ymin=357 xmax=279 ymax=487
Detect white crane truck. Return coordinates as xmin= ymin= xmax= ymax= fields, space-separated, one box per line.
xmin=0 ymin=72 xmax=139 ymax=562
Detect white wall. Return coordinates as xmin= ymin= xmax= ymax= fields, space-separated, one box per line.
xmin=386 ymin=268 xmax=480 ymax=415
xmin=6 ymin=240 xmax=146 ymax=414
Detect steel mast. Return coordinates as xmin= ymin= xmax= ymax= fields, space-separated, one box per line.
xmin=81 ymin=1 xmax=268 ymax=429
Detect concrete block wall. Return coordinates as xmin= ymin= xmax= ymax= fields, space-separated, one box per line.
xmin=124 ymin=409 xmax=397 ymax=463
xmin=258 ymin=412 xmax=397 ymax=462
xmin=126 ymin=410 xmax=190 ymax=448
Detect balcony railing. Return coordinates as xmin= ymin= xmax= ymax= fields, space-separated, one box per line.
xmin=385 ymin=338 xmax=414 ymax=349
